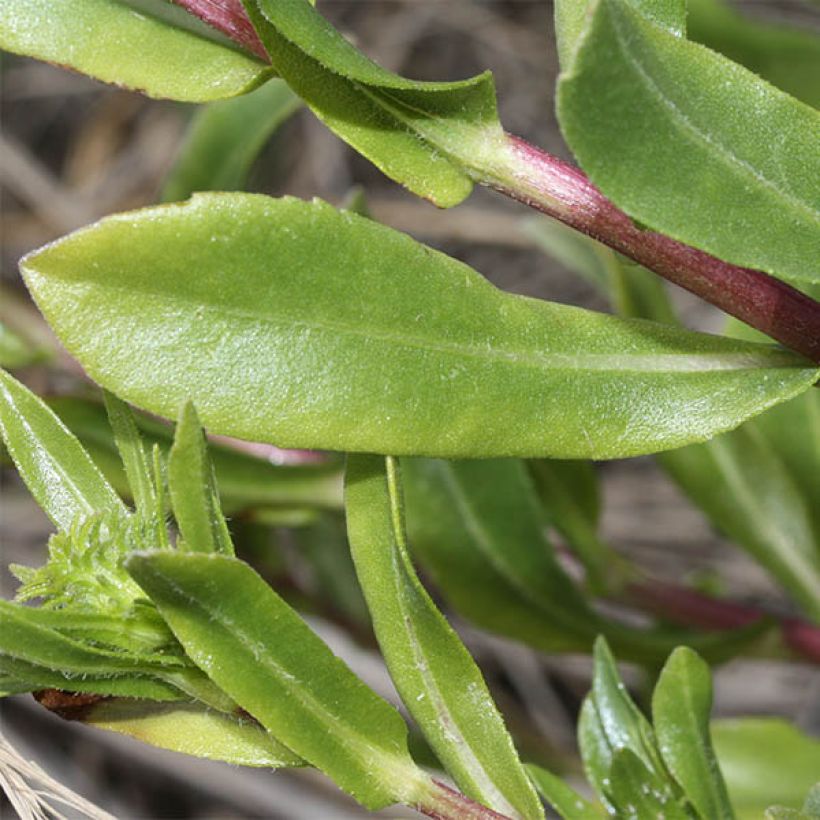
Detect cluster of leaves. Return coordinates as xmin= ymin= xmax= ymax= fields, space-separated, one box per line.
xmin=3 ymin=370 xmax=818 ymax=818
xmin=1 ymin=0 xmax=820 ymax=815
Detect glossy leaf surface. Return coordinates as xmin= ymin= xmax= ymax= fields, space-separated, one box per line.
xmin=653 ymin=648 xmax=733 ymax=819
xmin=168 ymin=403 xmax=234 ymax=555
xmin=241 ymin=0 xmax=502 ymax=206
xmin=607 ymin=749 xmax=688 ymax=819
xmin=126 ymin=551 xmax=422 ymax=809
xmin=21 ymin=194 xmax=819 ymax=460
xmin=345 ymin=455 xmax=542 ymax=820
xmin=86 ymin=700 xmax=303 ymax=767
xmin=557 ymin=0 xmax=820 ymax=285
xmin=162 ymin=78 xmax=300 ymax=202
xmin=0 ymin=0 xmax=273 ymax=102
xmin=0 ymin=369 xmax=125 ymax=530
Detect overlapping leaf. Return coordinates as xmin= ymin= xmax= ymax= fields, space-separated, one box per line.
xmin=345 ymin=455 xmax=543 ymax=819
xmin=0 ymin=0 xmax=273 ymax=102
xmin=20 ymin=194 xmax=819 ymax=460
xmin=557 ymin=0 xmax=820 ymax=285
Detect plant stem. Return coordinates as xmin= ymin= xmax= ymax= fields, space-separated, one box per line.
xmin=170 ymin=0 xmax=269 ymax=61
xmin=625 ymin=576 xmax=820 ymax=664
xmin=411 ymin=779 xmax=513 ymax=820
xmin=171 ymin=1 xmax=820 ymax=362
xmin=482 ymin=135 xmax=820 ymax=364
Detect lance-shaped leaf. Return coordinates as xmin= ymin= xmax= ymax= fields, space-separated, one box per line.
xmin=345 ymin=455 xmax=543 ymax=820
xmin=103 ymin=390 xmax=156 ymax=517
xmin=168 ymin=403 xmax=234 ymax=555
xmin=239 ymin=0 xmax=503 ymax=207
xmin=652 ymin=648 xmax=733 ymax=820
xmin=607 ymin=749 xmax=689 ymax=819
xmin=85 ymin=700 xmax=303 ymax=768
xmin=0 ymin=369 xmax=125 ymax=530
xmin=0 ymin=0 xmax=273 ymax=102
xmin=401 ymin=457 xmax=601 ymax=651
xmin=162 ymin=78 xmax=301 ymax=202
xmin=526 ymin=764 xmax=603 ymax=819
xmin=45 ymin=395 xmax=344 ymax=514
xmin=557 ymin=0 xmax=820 ymax=285
xmin=20 ymin=194 xmax=819 ymax=460
xmin=125 ymin=551 xmax=425 ymax=810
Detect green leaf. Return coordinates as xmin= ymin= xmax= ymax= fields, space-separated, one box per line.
xmin=46 ymin=395 xmax=344 ymax=515
xmin=0 ymin=0 xmax=273 ymax=102
xmin=554 ymin=0 xmax=685 ymax=69
xmin=345 ymin=455 xmax=543 ymax=820
xmin=652 ymin=647 xmax=733 ymax=819
xmin=658 ymin=426 xmax=820 ymax=621
xmin=526 ymin=763 xmax=603 ymax=819
xmin=0 ymin=321 xmax=47 ymax=369
xmin=168 ymin=403 xmax=234 ymax=555
xmin=85 ymin=700 xmax=303 ymax=768
xmin=607 ymin=748 xmax=689 ymax=819
xmin=401 ymin=457 xmax=600 ymax=651
xmin=125 ymin=551 xmax=425 ymax=810
xmin=103 ymin=390 xmax=156 ymax=517
xmin=687 ymin=0 xmax=820 ymax=109
xmin=162 ymin=78 xmax=300 ymax=202
xmin=239 ymin=0 xmax=503 ymax=207
xmin=0 ymin=369 xmax=125 ymax=530
xmin=557 ymin=0 xmax=820 ymax=285
xmin=712 ymin=719 xmax=820 ymax=816
xmin=21 ymin=194 xmax=819 ymax=460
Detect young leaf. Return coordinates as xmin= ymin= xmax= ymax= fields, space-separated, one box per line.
xmin=85 ymin=700 xmax=303 ymax=768
xmin=712 ymin=719 xmax=820 ymax=816
xmin=162 ymin=78 xmax=301 ymax=202
xmin=21 ymin=194 xmax=819 ymax=461
xmin=0 ymin=0 xmax=273 ymax=102
xmin=168 ymin=403 xmax=234 ymax=555
xmin=238 ymin=0 xmax=503 ymax=207
xmin=125 ymin=551 xmax=425 ymax=810
xmin=102 ymin=390 xmax=156 ymax=517
xmin=345 ymin=455 xmax=543 ymax=820
xmin=607 ymin=748 xmax=689 ymax=819
xmin=526 ymin=763 xmax=603 ymax=819
xmin=652 ymin=648 xmax=734 ymax=820
xmin=557 ymin=0 xmax=820 ymax=285
xmin=47 ymin=395 xmax=344 ymax=515
xmin=0 ymin=369 xmax=125 ymax=530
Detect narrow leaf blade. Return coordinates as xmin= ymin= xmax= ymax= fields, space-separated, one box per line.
xmin=345 ymin=455 xmax=543 ymax=819
xmin=526 ymin=763 xmax=603 ymax=819
xmin=0 ymin=369 xmax=125 ymax=529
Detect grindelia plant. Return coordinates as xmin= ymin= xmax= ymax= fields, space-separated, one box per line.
xmin=1 ymin=0 xmax=819 ymax=816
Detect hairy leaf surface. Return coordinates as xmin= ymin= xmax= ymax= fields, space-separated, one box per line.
xmin=558 ymin=0 xmax=820 ymax=284
xmin=21 ymin=195 xmax=819 ymax=460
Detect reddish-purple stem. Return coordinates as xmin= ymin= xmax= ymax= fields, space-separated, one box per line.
xmin=415 ymin=781 xmax=512 ymax=820
xmin=492 ymin=136 xmax=820 ymax=363
xmin=626 ymin=578 xmax=820 ymax=664
xmin=170 ymin=0 xmax=269 ymax=61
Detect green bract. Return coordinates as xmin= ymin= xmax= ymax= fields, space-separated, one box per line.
xmin=20 ymin=194 xmax=818 ymax=460
xmin=0 ymin=0 xmax=273 ymax=102
xmin=557 ymin=0 xmax=820 ymax=285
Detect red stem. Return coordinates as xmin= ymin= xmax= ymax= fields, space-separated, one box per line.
xmin=488 ymin=136 xmax=820 ymax=363
xmin=415 ymin=780 xmax=512 ymax=820
xmin=626 ymin=577 xmax=820 ymax=664
xmin=170 ymin=0 xmax=269 ymax=61
xmin=169 ymin=3 xmax=820 ymax=363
